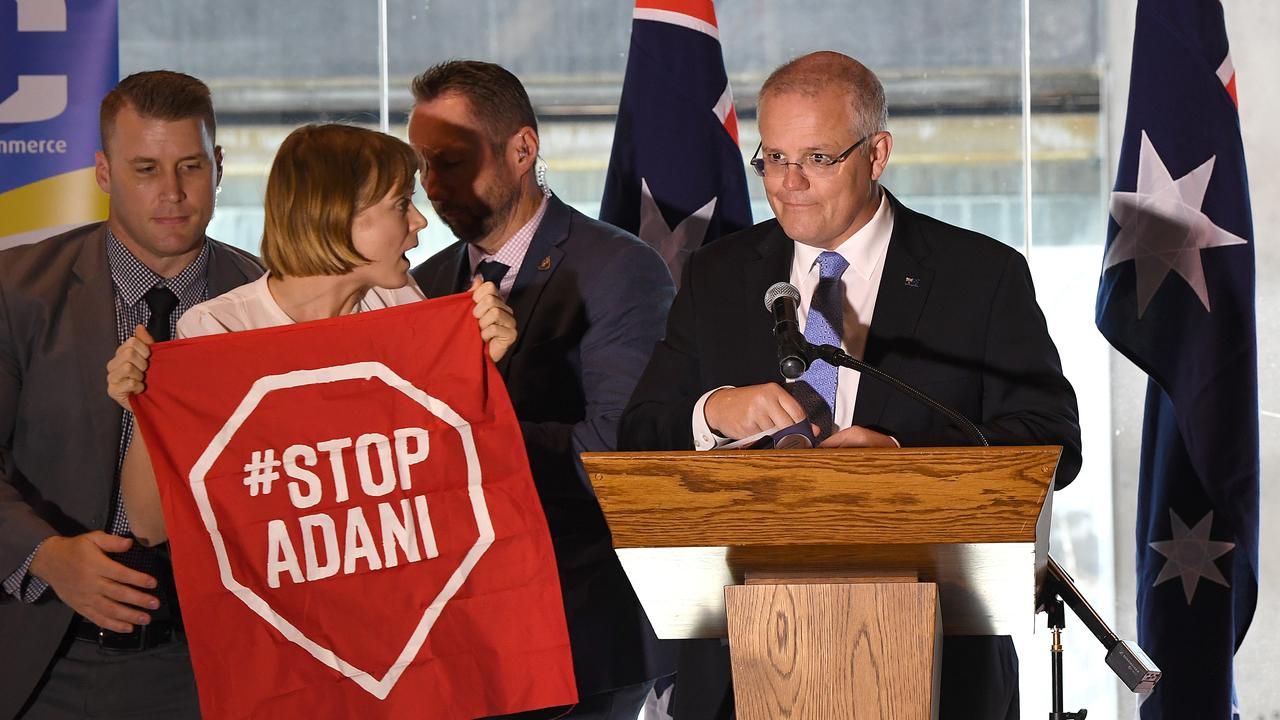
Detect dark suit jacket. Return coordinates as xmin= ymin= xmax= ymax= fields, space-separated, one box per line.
xmin=620 ymin=192 xmax=1082 ymax=485
xmin=619 ymin=192 xmax=1080 ymax=719
xmin=412 ymin=195 xmax=678 ymax=696
xmin=0 ymin=223 xmax=263 ymax=718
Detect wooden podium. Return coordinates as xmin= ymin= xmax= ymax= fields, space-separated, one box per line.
xmin=582 ymin=446 xmax=1061 ymax=719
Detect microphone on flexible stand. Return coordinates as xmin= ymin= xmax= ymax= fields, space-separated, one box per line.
xmin=763 ymin=282 xmax=987 ymax=447
xmin=763 ymin=282 xmax=809 ymax=380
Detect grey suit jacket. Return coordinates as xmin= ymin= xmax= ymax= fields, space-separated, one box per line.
xmin=0 ymin=223 xmax=262 ymax=718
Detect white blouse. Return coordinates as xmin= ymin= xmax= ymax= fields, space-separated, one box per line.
xmin=177 ymin=274 xmax=425 ymax=339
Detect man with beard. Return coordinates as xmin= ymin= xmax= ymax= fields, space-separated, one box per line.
xmin=407 ymin=60 xmax=677 ymax=719
xmin=0 ymin=70 xmax=262 ymax=718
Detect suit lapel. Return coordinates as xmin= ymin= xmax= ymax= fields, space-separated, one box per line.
xmin=742 ymin=222 xmax=794 ymax=382
xmin=446 ymin=244 xmax=471 ymax=295
xmin=500 ymin=195 xmax=571 ymax=377
xmin=415 ymin=242 xmax=470 ymax=298
xmin=853 ymin=192 xmax=935 ymax=428
xmin=69 ymin=226 xmax=124 ymax=476
xmin=204 ymin=239 xmax=259 ymax=296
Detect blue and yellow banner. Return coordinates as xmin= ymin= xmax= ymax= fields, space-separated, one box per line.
xmin=1 ymin=0 xmax=117 ymax=249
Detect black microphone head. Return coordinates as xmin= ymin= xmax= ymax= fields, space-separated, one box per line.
xmin=764 ymin=282 xmax=801 ymax=311
xmin=779 ymin=356 xmax=807 ymax=379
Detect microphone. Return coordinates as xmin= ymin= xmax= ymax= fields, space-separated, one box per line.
xmin=763 ymin=282 xmax=809 ymax=379
xmin=1041 ymin=555 xmax=1161 ymax=694
xmin=764 ymin=282 xmax=987 ymax=446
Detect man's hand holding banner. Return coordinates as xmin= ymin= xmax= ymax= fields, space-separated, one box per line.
xmin=131 ymin=294 xmax=576 ymax=719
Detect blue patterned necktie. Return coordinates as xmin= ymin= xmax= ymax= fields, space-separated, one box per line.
xmin=792 ymin=251 xmax=849 ymax=437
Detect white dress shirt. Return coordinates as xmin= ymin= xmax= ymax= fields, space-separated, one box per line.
xmin=692 ymin=191 xmax=895 ymax=449
xmin=466 ymin=196 xmax=549 ymax=300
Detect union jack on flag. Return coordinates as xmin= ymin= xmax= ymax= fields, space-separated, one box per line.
xmin=600 ymin=0 xmax=752 ymax=286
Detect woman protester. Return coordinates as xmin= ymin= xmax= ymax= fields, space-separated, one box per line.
xmin=106 ymin=123 xmax=516 ymax=546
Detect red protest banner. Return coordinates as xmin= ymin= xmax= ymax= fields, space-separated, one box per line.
xmin=131 ymin=293 xmax=576 ymax=719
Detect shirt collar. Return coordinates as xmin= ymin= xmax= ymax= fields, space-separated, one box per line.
xmin=792 ymin=190 xmax=893 ymax=281
xmin=106 ymin=228 xmax=210 ymax=307
xmin=467 ymin=195 xmax=550 ymax=276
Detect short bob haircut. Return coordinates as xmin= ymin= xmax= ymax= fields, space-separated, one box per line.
xmin=262 ymin=124 xmax=421 ymax=278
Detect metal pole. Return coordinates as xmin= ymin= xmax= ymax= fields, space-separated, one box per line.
xmin=1052 ymin=624 xmax=1065 ymax=716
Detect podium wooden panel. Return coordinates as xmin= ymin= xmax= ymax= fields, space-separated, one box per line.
xmin=583 ymin=447 xmax=1059 ymax=718
xmin=726 ymin=582 xmax=942 ymax=719
xmin=583 ymin=446 xmax=1058 ymax=639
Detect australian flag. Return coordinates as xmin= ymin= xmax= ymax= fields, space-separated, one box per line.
xmin=1096 ymin=1 xmax=1257 ymax=718
xmin=600 ymin=0 xmax=752 ymax=287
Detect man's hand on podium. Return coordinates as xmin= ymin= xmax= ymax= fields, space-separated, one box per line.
xmin=819 ymin=425 xmax=897 ymax=448
xmin=705 ymin=383 xmax=807 ymax=439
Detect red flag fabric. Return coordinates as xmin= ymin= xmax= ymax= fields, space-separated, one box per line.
xmin=130 ymin=293 xmax=576 ymax=719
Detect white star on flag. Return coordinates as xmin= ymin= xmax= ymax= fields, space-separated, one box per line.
xmin=1148 ymin=509 xmax=1234 ymax=604
xmin=639 ymin=177 xmax=716 ymax=285
xmin=1105 ymin=130 xmax=1248 ymax=317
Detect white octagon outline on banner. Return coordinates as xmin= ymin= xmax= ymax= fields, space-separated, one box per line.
xmin=187 ymin=361 xmax=494 ymax=700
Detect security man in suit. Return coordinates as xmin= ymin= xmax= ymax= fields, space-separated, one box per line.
xmin=0 ymin=71 xmax=262 ymax=718
xmin=620 ymin=51 xmax=1082 ymax=720
xmin=407 ymin=61 xmax=677 ymax=720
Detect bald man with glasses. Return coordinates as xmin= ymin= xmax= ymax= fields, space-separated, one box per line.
xmin=620 ymin=51 xmax=1081 ymax=719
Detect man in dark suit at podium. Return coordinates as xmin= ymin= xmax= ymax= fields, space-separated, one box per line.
xmin=620 ymin=51 xmax=1082 ymax=719
xmin=407 ymin=61 xmax=676 ymax=719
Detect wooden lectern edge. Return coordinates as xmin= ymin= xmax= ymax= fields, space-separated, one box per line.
xmin=744 ymin=569 xmax=919 ymax=585
xmin=584 ymin=445 xmax=1062 ymax=549
xmin=1019 ymin=444 xmax=1062 ymax=537
xmin=582 ymin=444 xmax=1065 ymax=462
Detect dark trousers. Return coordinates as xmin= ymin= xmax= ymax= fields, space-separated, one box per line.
xmin=939 ymin=636 xmax=1019 ymax=720
xmin=488 ymin=679 xmax=657 ymax=720
xmin=17 ymin=634 xmax=199 ymax=720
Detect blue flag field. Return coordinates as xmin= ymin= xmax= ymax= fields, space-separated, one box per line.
xmin=1096 ymin=1 xmax=1258 ymax=717
xmin=600 ymin=0 xmax=752 ymax=286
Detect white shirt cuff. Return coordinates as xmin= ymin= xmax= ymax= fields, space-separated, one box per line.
xmin=691 ymin=386 xmax=735 ymax=451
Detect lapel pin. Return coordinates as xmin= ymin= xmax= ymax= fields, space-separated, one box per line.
xmin=904 ymin=276 xmax=921 ymax=288
xmin=538 ymin=256 xmax=552 ymax=271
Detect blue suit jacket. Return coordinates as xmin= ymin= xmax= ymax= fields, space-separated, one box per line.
xmin=411 ymin=195 xmax=677 ymax=696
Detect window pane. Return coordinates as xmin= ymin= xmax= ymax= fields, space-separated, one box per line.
xmin=119 ymin=0 xmax=383 ymax=256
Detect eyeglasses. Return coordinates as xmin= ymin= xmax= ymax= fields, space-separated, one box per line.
xmin=749 ymin=134 xmax=872 ymax=178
